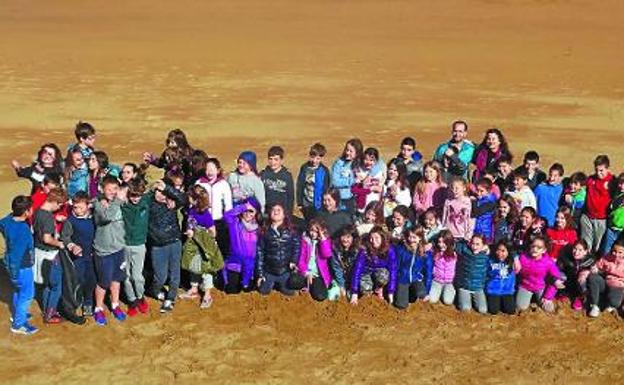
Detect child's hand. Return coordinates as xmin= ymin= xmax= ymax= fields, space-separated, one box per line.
xmin=564 ymin=194 xmax=573 ymax=204
xmin=100 ymin=199 xmax=109 ymax=210
xmin=387 ymin=293 xmax=394 ymax=304
xmin=69 ymin=243 xmax=83 ymax=257
xmin=591 ymin=266 xmax=599 ymax=274
xmin=423 ymin=295 xmax=430 ymax=302
xmin=166 ymin=199 xmax=176 ymax=210
xmin=11 ymin=160 xmax=21 ymax=170
xmin=257 ymin=277 xmax=265 ymax=287
xmin=554 ymin=280 xmax=565 ymax=290
xmin=306 ymin=274 xmax=314 ymax=286
xmin=350 ymin=294 xmax=358 ymax=305
xmin=513 ymin=257 xmax=522 ymax=273
xmin=424 ymin=242 xmax=433 ymax=252
xmin=185 ymin=229 xmax=194 ymax=239
xmin=340 ymin=287 xmax=346 ymax=298
xmin=55 ymin=214 xmax=67 ymax=223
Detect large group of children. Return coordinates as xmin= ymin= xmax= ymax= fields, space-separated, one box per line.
xmin=2 ymin=120 xmax=624 ymax=336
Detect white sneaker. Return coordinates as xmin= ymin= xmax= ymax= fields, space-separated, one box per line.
xmin=157 ymin=292 xmax=165 ymax=301
xmin=605 ymin=306 xmax=616 ymax=314
xmin=589 ymin=305 xmax=601 ymax=318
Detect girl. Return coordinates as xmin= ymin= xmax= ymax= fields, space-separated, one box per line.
xmin=558 ymin=240 xmax=594 ymax=311
xmin=394 ymin=227 xmax=433 ymax=310
xmin=383 ymin=159 xmax=412 ymax=218
xmin=331 ymin=138 xmax=364 ymax=214
xmin=292 ymin=219 xmax=333 ymax=302
xmin=180 ymin=185 xmax=220 ymax=309
xmin=350 ymin=226 xmax=397 ymax=305
xmin=601 ymin=172 xmax=624 ymax=256
xmin=88 ymin=151 xmax=119 ymax=200
xmin=485 ymin=241 xmax=517 ymax=315
xmin=143 ymin=128 xmax=194 ymax=186
xmin=190 ymin=149 xmax=209 ymax=185
xmin=412 ymin=161 xmax=447 ymax=216
xmin=441 ymin=178 xmax=473 ymax=241
xmin=227 ymin=151 xmax=266 ymax=213
xmin=316 ymin=189 xmax=353 ymax=239
xmin=429 ymin=230 xmax=457 ymax=305
xmin=422 ymin=208 xmax=445 ymax=243
xmin=356 ymin=201 xmax=384 ymax=237
xmin=330 ymin=225 xmax=360 ymax=298
xmin=455 ymin=235 xmax=490 ymax=314
xmin=12 ymin=143 xmax=64 ymax=194
xmin=351 ymin=147 xmax=386 ymax=214
xmin=511 ymin=207 xmax=546 ymax=253
xmin=493 ymin=196 xmax=518 ymax=244
xmin=587 ymin=240 xmax=624 ymax=318
xmin=222 ymin=198 xmax=261 ymax=294
xmin=64 ymin=145 xmax=89 ymax=199
xmin=515 ymin=236 xmax=564 ymax=313
xmin=118 ymin=162 xmax=147 ymax=201
xmin=546 ymin=207 xmax=578 ymax=261
xmin=472 ymin=128 xmax=512 ymax=182
xmin=256 ymin=204 xmax=300 ymax=296
xmin=389 ymin=205 xmax=412 ymax=243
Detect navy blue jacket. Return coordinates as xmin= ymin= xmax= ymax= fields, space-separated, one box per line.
xmin=395 ymin=244 xmax=433 ymax=292
xmin=255 ymin=226 xmax=301 ymax=277
xmin=455 ymin=241 xmax=489 ymax=291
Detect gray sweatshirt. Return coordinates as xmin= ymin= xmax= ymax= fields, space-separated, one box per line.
xmin=227 ymin=172 xmax=266 ymax=212
xmin=93 ymin=198 xmax=126 ymax=256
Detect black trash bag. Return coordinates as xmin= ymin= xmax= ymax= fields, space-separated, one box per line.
xmin=58 ymin=249 xmax=86 ymax=325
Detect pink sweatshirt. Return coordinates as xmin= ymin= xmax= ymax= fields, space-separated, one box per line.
xmin=595 ymin=254 xmax=624 ymax=288
xmin=432 ymin=252 xmax=457 ymax=284
xmin=413 ymin=181 xmax=446 ymax=214
xmin=442 ymin=196 xmax=474 ymax=240
xmin=518 ymin=254 xmax=562 ymax=293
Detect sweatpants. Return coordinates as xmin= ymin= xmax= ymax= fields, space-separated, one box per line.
xmin=580 ymin=214 xmax=607 ymax=254
xmin=429 ymin=281 xmax=456 ymax=305
xmin=457 ymin=288 xmax=487 ymax=314
xmin=11 ymin=267 xmax=34 ymax=329
xmin=394 ymin=281 xmax=427 ymax=309
xmin=124 ymin=245 xmax=146 ymax=303
xmin=587 ymin=273 xmax=624 ymax=308
xmin=487 ymin=294 xmax=516 ymax=315
xmin=151 ymin=240 xmax=182 ymax=302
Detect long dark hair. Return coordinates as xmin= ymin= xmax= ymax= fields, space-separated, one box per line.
xmin=261 ymin=203 xmax=294 ymax=235
xmin=38 ymin=143 xmax=63 ymax=171
xmin=480 ymin=128 xmax=510 ymax=155
xmin=493 ymin=240 xmax=516 ymax=269
xmin=334 ymin=224 xmax=360 ymax=253
xmin=387 ymin=158 xmax=408 ymax=189
xmin=435 ymin=229 xmax=456 ymax=258
xmin=365 ymin=226 xmax=390 ymax=260
xmin=341 ymin=138 xmax=364 ymax=167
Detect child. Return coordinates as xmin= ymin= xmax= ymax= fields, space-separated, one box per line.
xmin=70 ymin=121 xmax=96 ymax=159
xmin=350 ymin=226 xmax=397 ymax=305
xmin=397 ymin=137 xmax=423 ymax=187
xmin=60 ymin=191 xmax=97 ymax=317
xmin=330 ymin=225 xmax=360 ymax=298
xmin=494 ymin=153 xmax=514 ymax=193
xmin=441 ymin=178 xmax=473 ymax=241
xmin=515 ymin=236 xmax=564 ymax=313
xmin=222 ymin=198 xmax=261 ymax=294
xmin=143 ymin=128 xmax=194 ymax=186
xmin=394 ymin=227 xmax=433 ymax=309
xmin=493 ymin=195 xmax=518 ymax=244
xmin=581 ymin=155 xmax=614 ymax=253
xmin=485 ymin=241 xmax=517 ymax=315
xmin=316 ymin=189 xmax=353 ymax=239
xmin=92 ymin=177 xmax=127 ymax=325
xmin=33 ymin=188 xmax=67 ymax=324
xmin=292 ymin=219 xmax=333 ymax=301
xmin=546 ymin=207 xmax=578 ymax=261
xmin=534 ymin=163 xmax=564 ymax=227
xmin=296 ymin=143 xmax=330 ymax=221
xmin=30 ymin=174 xmax=68 ymax=234
xmin=260 ymin=146 xmax=295 ymax=215
xmin=601 ymin=172 xmax=624 ymax=255
xmin=351 ymin=147 xmax=386 ymax=214
xmin=586 ymin=240 xmax=624 ymax=318
xmin=422 ymin=208 xmax=445 ymax=243
xmin=383 ymin=159 xmax=412 ymax=218
xmin=256 ymin=204 xmax=300 ymax=296
xmin=389 ymin=205 xmax=412 ymax=243
xmin=1 ymin=196 xmax=37 ymax=335
xmin=455 ymin=235 xmax=490 ymax=314
xmin=412 ymin=161 xmax=446 ymax=216
xmin=505 ymin=169 xmax=537 ymax=210
xmin=120 ymin=179 xmax=150 ymax=316
xmin=512 ymin=207 xmax=545 ymax=252
xmin=228 ymin=150 xmax=266 ymax=213
xmin=148 ymin=179 xmax=187 ymax=313
xmin=515 ymin=151 xmax=547 ymax=190
xmin=331 ymin=138 xmax=364 ymax=214
xmin=88 ymin=151 xmax=119 ymax=200
xmin=428 ymin=230 xmax=457 ymax=305
xmin=12 ymin=143 xmax=63 ymax=194
xmin=439 ymin=145 xmax=467 ymax=184
xmin=64 ymin=145 xmax=89 ymax=199
xmin=471 ymin=178 xmax=497 ymax=243
xmin=356 ymin=201 xmax=383 ymax=237
xmin=558 ymin=240 xmax=594 ymax=311
xmin=563 ymin=171 xmax=587 ymax=226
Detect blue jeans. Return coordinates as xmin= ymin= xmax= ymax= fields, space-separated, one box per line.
xmin=74 ymin=256 xmax=96 ymax=307
xmin=601 ymin=228 xmax=622 ymax=256
xmin=12 ymin=267 xmax=34 ymax=328
xmin=42 ymin=260 xmax=62 ymax=313
xmin=258 ymin=272 xmax=295 ymax=296
xmin=151 ymin=241 xmax=181 ymax=301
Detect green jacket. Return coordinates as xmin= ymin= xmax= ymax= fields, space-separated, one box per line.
xmin=121 ymin=194 xmax=150 ymax=246
xmin=181 ymin=229 xmax=224 ymax=274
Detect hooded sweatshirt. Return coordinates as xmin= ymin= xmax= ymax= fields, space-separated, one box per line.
xmin=227 ymin=171 xmax=266 ymax=212
xmin=260 ymin=166 xmax=295 ymax=214
xmin=585 ymin=173 xmax=614 ymax=219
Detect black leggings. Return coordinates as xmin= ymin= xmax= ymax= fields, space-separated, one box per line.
xmin=224 ymin=270 xmax=243 ymax=294
xmin=487 ymin=295 xmax=516 ymax=315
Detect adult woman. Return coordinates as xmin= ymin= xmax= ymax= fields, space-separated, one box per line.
xmin=471 ymin=128 xmax=511 ymax=182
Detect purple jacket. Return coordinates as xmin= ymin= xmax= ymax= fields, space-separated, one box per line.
xmin=223 ymin=205 xmax=258 ymax=287
xmin=297 ymin=236 xmax=333 ymax=287
xmin=351 ymin=247 xmax=398 ymax=294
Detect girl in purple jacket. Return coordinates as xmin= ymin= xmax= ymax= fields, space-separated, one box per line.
xmin=350 ymin=226 xmax=397 ymax=305
xmin=292 ymin=219 xmax=333 ymax=302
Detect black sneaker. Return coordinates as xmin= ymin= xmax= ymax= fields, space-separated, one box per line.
xmin=160 ymin=300 xmax=174 ymax=314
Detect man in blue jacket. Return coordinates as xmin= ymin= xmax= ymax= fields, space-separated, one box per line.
xmin=1 ymin=195 xmax=37 ymax=335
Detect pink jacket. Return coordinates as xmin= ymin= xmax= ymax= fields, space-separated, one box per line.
xmin=432 ymin=252 xmax=457 ymax=284
xmin=595 ymin=254 xmax=624 ymax=288
xmin=297 ymin=236 xmax=333 ymax=287
xmin=413 ymin=181 xmax=446 ymax=214
xmin=442 ymin=196 xmax=474 ymax=240
xmin=517 ymin=254 xmax=562 ymax=292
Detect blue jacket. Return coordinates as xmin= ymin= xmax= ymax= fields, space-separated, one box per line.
xmin=331 ymin=158 xmax=355 ymax=200
xmin=485 ymin=258 xmax=516 ymax=296
xmin=535 ymin=182 xmax=563 ymax=227
xmin=67 ymin=166 xmax=89 ymax=198
xmin=0 ymin=214 xmax=34 ymax=280
xmin=395 ymin=244 xmax=433 ymax=292
xmin=296 ymin=163 xmax=330 ymax=210
xmin=472 ymin=193 xmax=497 ymax=242
xmin=455 ymin=241 xmax=489 ymax=291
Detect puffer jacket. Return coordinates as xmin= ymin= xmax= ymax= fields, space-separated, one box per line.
xmin=485 ymin=257 xmax=516 ymax=296
xmin=255 ymin=225 xmax=301 ymax=277
xmin=558 ymin=252 xmax=594 ymax=285
xmin=472 ymin=193 xmax=497 ymax=242
xmin=432 ymin=251 xmax=457 ymax=284
xmin=350 ymin=247 xmax=398 ymax=295
xmin=296 ymin=236 xmax=333 ymax=287
xmin=455 ymin=241 xmax=489 ymax=291
xmin=594 ymin=253 xmax=624 ymax=288
xmin=395 ymin=244 xmax=433 ymax=292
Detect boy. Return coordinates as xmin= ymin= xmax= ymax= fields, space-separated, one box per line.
xmin=471 ymin=178 xmax=497 ymax=243
xmin=505 ymin=169 xmax=536 ymax=211
xmin=515 ymin=151 xmax=547 ymax=190
xmin=601 ymin=173 xmax=624 ymax=255
xmin=33 ymin=188 xmax=67 ymax=324
xmin=1 ymin=196 xmax=37 ymax=335
xmin=398 ymin=137 xmax=423 ymax=187
xmin=60 ymin=191 xmax=96 ymax=316
xmin=260 ymin=146 xmax=295 ymax=215
xmin=93 ymin=176 xmax=127 ymax=325
xmin=564 ymin=171 xmax=587 ymax=226
xmin=121 ymin=179 xmax=150 ymax=316
xmin=494 ymin=154 xmax=514 ymax=193
xmin=148 ymin=179 xmax=186 ymax=313
xmin=534 ymin=163 xmax=565 ymax=227
xmin=439 ymin=145 xmax=466 ymax=184
xmin=581 ymin=155 xmax=615 ymax=253
xmin=70 ymin=121 xmax=96 ymax=159
xmin=296 ymin=143 xmax=330 ymax=221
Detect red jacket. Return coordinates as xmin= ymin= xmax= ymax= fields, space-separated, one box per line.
xmin=585 ymin=173 xmax=613 ymax=219
xmin=546 ymin=227 xmax=577 ymax=261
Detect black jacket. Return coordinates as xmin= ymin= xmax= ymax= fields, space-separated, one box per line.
xmin=148 ymin=186 xmax=187 ymax=246
xmin=260 ymin=166 xmax=295 ymax=214
xmin=256 ymin=226 xmax=300 ymax=277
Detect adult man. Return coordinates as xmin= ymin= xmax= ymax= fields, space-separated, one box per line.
xmin=433 ymin=120 xmax=475 ymax=176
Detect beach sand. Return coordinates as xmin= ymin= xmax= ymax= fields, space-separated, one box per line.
xmin=1 ymin=1 xmax=623 ymax=383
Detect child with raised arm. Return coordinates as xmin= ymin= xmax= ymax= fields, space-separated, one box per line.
xmin=292 ymin=219 xmax=333 ymax=302
xmin=534 ymin=163 xmax=564 ymax=227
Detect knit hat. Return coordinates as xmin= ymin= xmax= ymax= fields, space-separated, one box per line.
xmin=238 ymin=151 xmax=257 ymax=173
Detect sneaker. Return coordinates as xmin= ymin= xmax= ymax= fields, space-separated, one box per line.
xmin=45 ymin=312 xmax=63 ymax=324
xmin=93 ymin=310 xmax=107 ymax=326
xmin=9 ymin=313 xmax=32 ymax=323
xmin=127 ymin=305 xmax=138 ymax=317
xmin=112 ymin=306 xmax=127 ymax=322
xmin=157 ymin=292 xmax=165 ymax=301
xmin=200 ymin=297 xmax=213 ymax=309
xmin=572 ymin=297 xmax=583 ymax=311
xmin=542 ymin=299 xmax=555 ymax=313
xmin=160 ymin=300 xmax=174 ymax=314
xmin=588 ymin=304 xmax=601 ymax=318
xmin=605 ymin=306 xmax=616 ymax=314
xmin=137 ymin=297 xmax=149 ymax=314
xmin=82 ymin=305 xmax=93 ymax=317
xmin=10 ymin=323 xmax=39 ymax=336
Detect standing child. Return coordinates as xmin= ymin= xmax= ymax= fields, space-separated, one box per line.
xmin=563 ymin=171 xmax=587 ymax=226
xmin=69 ymin=121 xmax=96 ymax=159
xmin=260 ymin=146 xmax=295 ymax=215
xmin=558 ymin=240 xmax=594 ymax=311
xmin=351 ymin=147 xmax=386 ymax=214
xmin=12 ymin=143 xmax=63 ymax=194
xmin=1 ymin=196 xmax=37 ymax=335
xmin=331 ymin=138 xmax=364 ymax=214
xmin=455 ymin=235 xmax=490 ymax=314
xmin=515 ymin=151 xmax=547 ymax=190
xmin=505 ymin=169 xmax=537 ymax=211
xmin=350 ymin=226 xmax=397 ymax=305
xmin=546 ymin=207 xmax=578 ymax=261
xmin=485 ymin=241 xmax=517 ymax=315
xmin=493 ymin=154 xmax=515 ymax=194
xmin=143 ymin=128 xmax=194 ymax=187
xmin=394 ymin=227 xmax=433 ymax=310
xmin=601 ymin=172 xmax=624 ymax=255
xmin=64 ymin=145 xmax=89 ymax=199
xmin=296 ymin=143 xmax=330 ymax=221
xmin=397 ymin=137 xmax=424 ymax=187
xmin=586 ymin=240 xmax=624 ymax=318
xmin=441 ymin=178 xmax=473 ymax=241
xmin=534 ymin=163 xmax=565 ymax=227
xmin=292 ymin=219 xmax=333 ymax=302
xmin=228 ymin=151 xmax=266 ymax=213
xmin=471 ymin=178 xmax=497 ymax=243
xmin=330 ymin=225 xmax=360 ymax=299
xmin=493 ymin=196 xmax=518 ymax=244
xmin=428 ymin=230 xmax=457 ymax=305
xmin=88 ymin=151 xmax=119 ymax=199
xmin=383 ymin=159 xmax=412 ymax=218
xmin=581 ymin=155 xmax=614 ymax=253
xmin=412 ymin=161 xmax=446 ymax=216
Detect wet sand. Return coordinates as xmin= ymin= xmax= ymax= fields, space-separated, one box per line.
xmin=1 ymin=1 xmax=624 ymax=383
